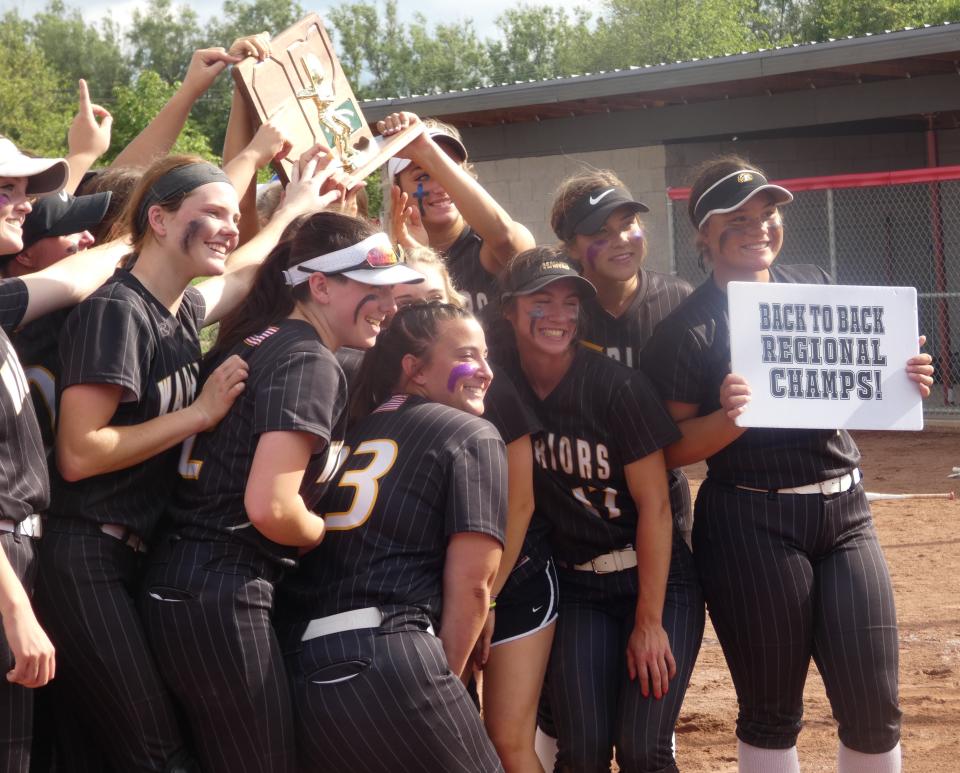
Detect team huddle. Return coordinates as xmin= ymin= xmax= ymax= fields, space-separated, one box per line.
xmin=0 ymin=32 xmax=938 ymax=773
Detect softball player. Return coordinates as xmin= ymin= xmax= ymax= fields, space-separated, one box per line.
xmin=378 ymin=246 xmax=548 ymax=772
xmin=141 ymin=213 xmax=421 ymax=773
xmin=278 ymin=302 xmax=505 ymax=772
xmin=0 ymin=137 xmax=133 ymax=773
xmin=641 ymin=156 xmax=934 ymax=773
xmin=35 ymin=151 xmax=335 ymax=771
xmin=494 ymin=248 xmax=683 ymax=773
xmin=379 ymin=111 xmax=535 ymax=313
xmin=547 ymin=170 xmax=705 ymax=771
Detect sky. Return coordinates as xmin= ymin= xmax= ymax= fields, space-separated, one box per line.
xmin=2 ymin=0 xmax=589 ymax=39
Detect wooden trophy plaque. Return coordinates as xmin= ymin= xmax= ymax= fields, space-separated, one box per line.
xmin=231 ymin=14 xmax=422 ymax=184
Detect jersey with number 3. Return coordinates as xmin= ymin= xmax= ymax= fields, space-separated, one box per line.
xmin=0 ymin=279 xmax=49 ymax=521
xmin=280 ymin=394 xmax=506 ymax=626
xmin=501 ymin=347 xmax=680 ymax=565
xmin=168 ymin=319 xmax=347 ymax=566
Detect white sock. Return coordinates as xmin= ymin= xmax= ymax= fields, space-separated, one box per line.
xmin=535 ymin=728 xmax=558 ymax=771
xmin=838 ymin=741 xmax=901 ymax=773
xmin=737 ymin=740 xmax=800 ymax=773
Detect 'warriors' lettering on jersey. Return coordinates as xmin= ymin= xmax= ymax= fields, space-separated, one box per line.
xmin=533 ymin=433 xmax=610 ymax=481
xmin=157 ymin=361 xmax=199 ymax=415
xmin=499 ymin=347 xmax=679 ymax=564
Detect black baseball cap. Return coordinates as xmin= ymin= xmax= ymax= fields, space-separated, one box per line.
xmin=500 ymin=253 xmax=596 ymax=302
xmin=556 ymin=186 xmax=649 ymax=241
xmin=20 ymin=190 xmax=112 ymax=251
xmin=693 ymin=169 xmax=793 ymax=229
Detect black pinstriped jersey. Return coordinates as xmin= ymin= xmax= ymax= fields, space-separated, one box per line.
xmin=51 ymin=269 xmax=206 ymax=537
xmin=334 ymin=346 xmax=364 ymax=388
xmin=641 ymin=263 xmax=860 ymax=489
xmin=0 ymin=279 xmax=49 ymax=521
xmin=579 ymin=268 xmax=693 ymax=529
xmin=280 ymin=394 xmax=506 ymax=627
xmin=500 ymin=347 xmax=681 ymax=566
xmin=444 ymin=226 xmax=497 ymax=314
xmin=168 ymin=319 xmax=348 ymax=566
xmin=580 ymin=268 xmax=693 ymax=368
xmin=11 ymin=306 xmax=70 ymax=458
xmin=483 ymin=366 xmax=540 ymax=446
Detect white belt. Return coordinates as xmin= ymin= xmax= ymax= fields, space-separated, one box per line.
xmin=100 ymin=523 xmax=148 ymax=553
xmin=568 ymin=547 xmax=637 ymax=574
xmin=736 ymin=468 xmax=861 ymax=496
xmin=302 ymin=607 xmax=384 ymax=642
xmin=0 ymin=515 xmax=42 ymax=539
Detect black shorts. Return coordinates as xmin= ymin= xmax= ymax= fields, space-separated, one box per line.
xmin=491 ymin=558 xmax=558 ymax=646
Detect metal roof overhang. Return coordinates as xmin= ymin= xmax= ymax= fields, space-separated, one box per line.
xmin=361 ymin=25 xmax=960 ymax=159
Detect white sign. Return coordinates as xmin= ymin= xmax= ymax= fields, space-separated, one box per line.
xmin=728 ymin=282 xmax=922 ymax=431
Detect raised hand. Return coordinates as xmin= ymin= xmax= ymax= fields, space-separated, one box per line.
xmin=68 ymin=79 xmax=112 ymax=161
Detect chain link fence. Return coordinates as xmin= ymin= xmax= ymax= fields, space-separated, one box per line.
xmin=668 ymin=168 xmax=960 ymax=416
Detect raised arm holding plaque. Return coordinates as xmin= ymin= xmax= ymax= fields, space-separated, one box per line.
xmin=231 ymin=14 xmax=422 ymax=184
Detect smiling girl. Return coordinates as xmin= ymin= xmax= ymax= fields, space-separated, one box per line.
xmin=493 ymin=247 xmax=682 ymax=772
xmin=379 ymin=112 xmax=534 ymax=313
xmin=642 ymin=156 xmax=935 ymax=773
xmin=36 ymin=150 xmax=338 ymax=771
xmin=279 ymin=302 xmax=506 ymax=772
xmin=547 ymin=171 xmax=705 ymax=772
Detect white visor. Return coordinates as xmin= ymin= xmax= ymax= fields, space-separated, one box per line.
xmin=283 ymin=232 xmax=423 ymax=286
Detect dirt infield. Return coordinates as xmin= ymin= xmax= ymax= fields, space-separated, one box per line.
xmin=676 ymin=428 xmax=960 ymax=772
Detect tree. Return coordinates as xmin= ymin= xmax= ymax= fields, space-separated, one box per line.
xmin=589 ymin=0 xmax=760 ymax=72
xmin=29 ymin=0 xmax=131 ymax=105
xmin=487 ymin=5 xmax=594 ymax=85
xmin=127 ymin=0 xmax=204 ymax=84
xmin=107 ymin=71 xmax=216 ymax=164
xmin=0 ymin=13 xmax=72 ymax=157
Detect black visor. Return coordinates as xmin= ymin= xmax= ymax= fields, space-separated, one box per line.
xmin=557 ymin=186 xmax=649 ymax=241
xmin=693 ymin=170 xmax=793 ymax=229
xmin=500 ymin=255 xmax=596 ymax=303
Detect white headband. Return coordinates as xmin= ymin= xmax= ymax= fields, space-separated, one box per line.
xmin=282 ymin=232 xmax=397 ymax=286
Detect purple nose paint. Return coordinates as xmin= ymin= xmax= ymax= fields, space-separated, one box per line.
xmin=447 ymin=362 xmax=480 ymax=392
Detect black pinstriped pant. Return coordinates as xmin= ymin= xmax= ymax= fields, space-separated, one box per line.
xmin=285 ymin=621 xmax=504 ymax=773
xmin=33 ymin=522 xmax=196 ymax=772
xmin=0 ymin=533 xmax=36 ymax=773
xmin=140 ymin=536 xmax=295 ymax=773
xmin=548 ymin=531 xmax=705 ymax=773
xmin=693 ymin=479 xmax=901 ymax=753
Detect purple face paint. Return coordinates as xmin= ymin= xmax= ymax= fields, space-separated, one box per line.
xmin=527 ymin=306 xmax=546 ymax=337
xmin=628 ymin=228 xmax=645 ymax=245
xmin=180 ymin=219 xmax=203 ymax=255
xmin=585 ymin=239 xmax=608 ymax=269
xmin=353 ymin=294 xmax=380 ymax=323
xmin=447 ymin=362 xmax=480 ymax=392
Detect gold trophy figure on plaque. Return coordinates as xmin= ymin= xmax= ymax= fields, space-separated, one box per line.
xmin=296 ymin=54 xmax=365 ymax=171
